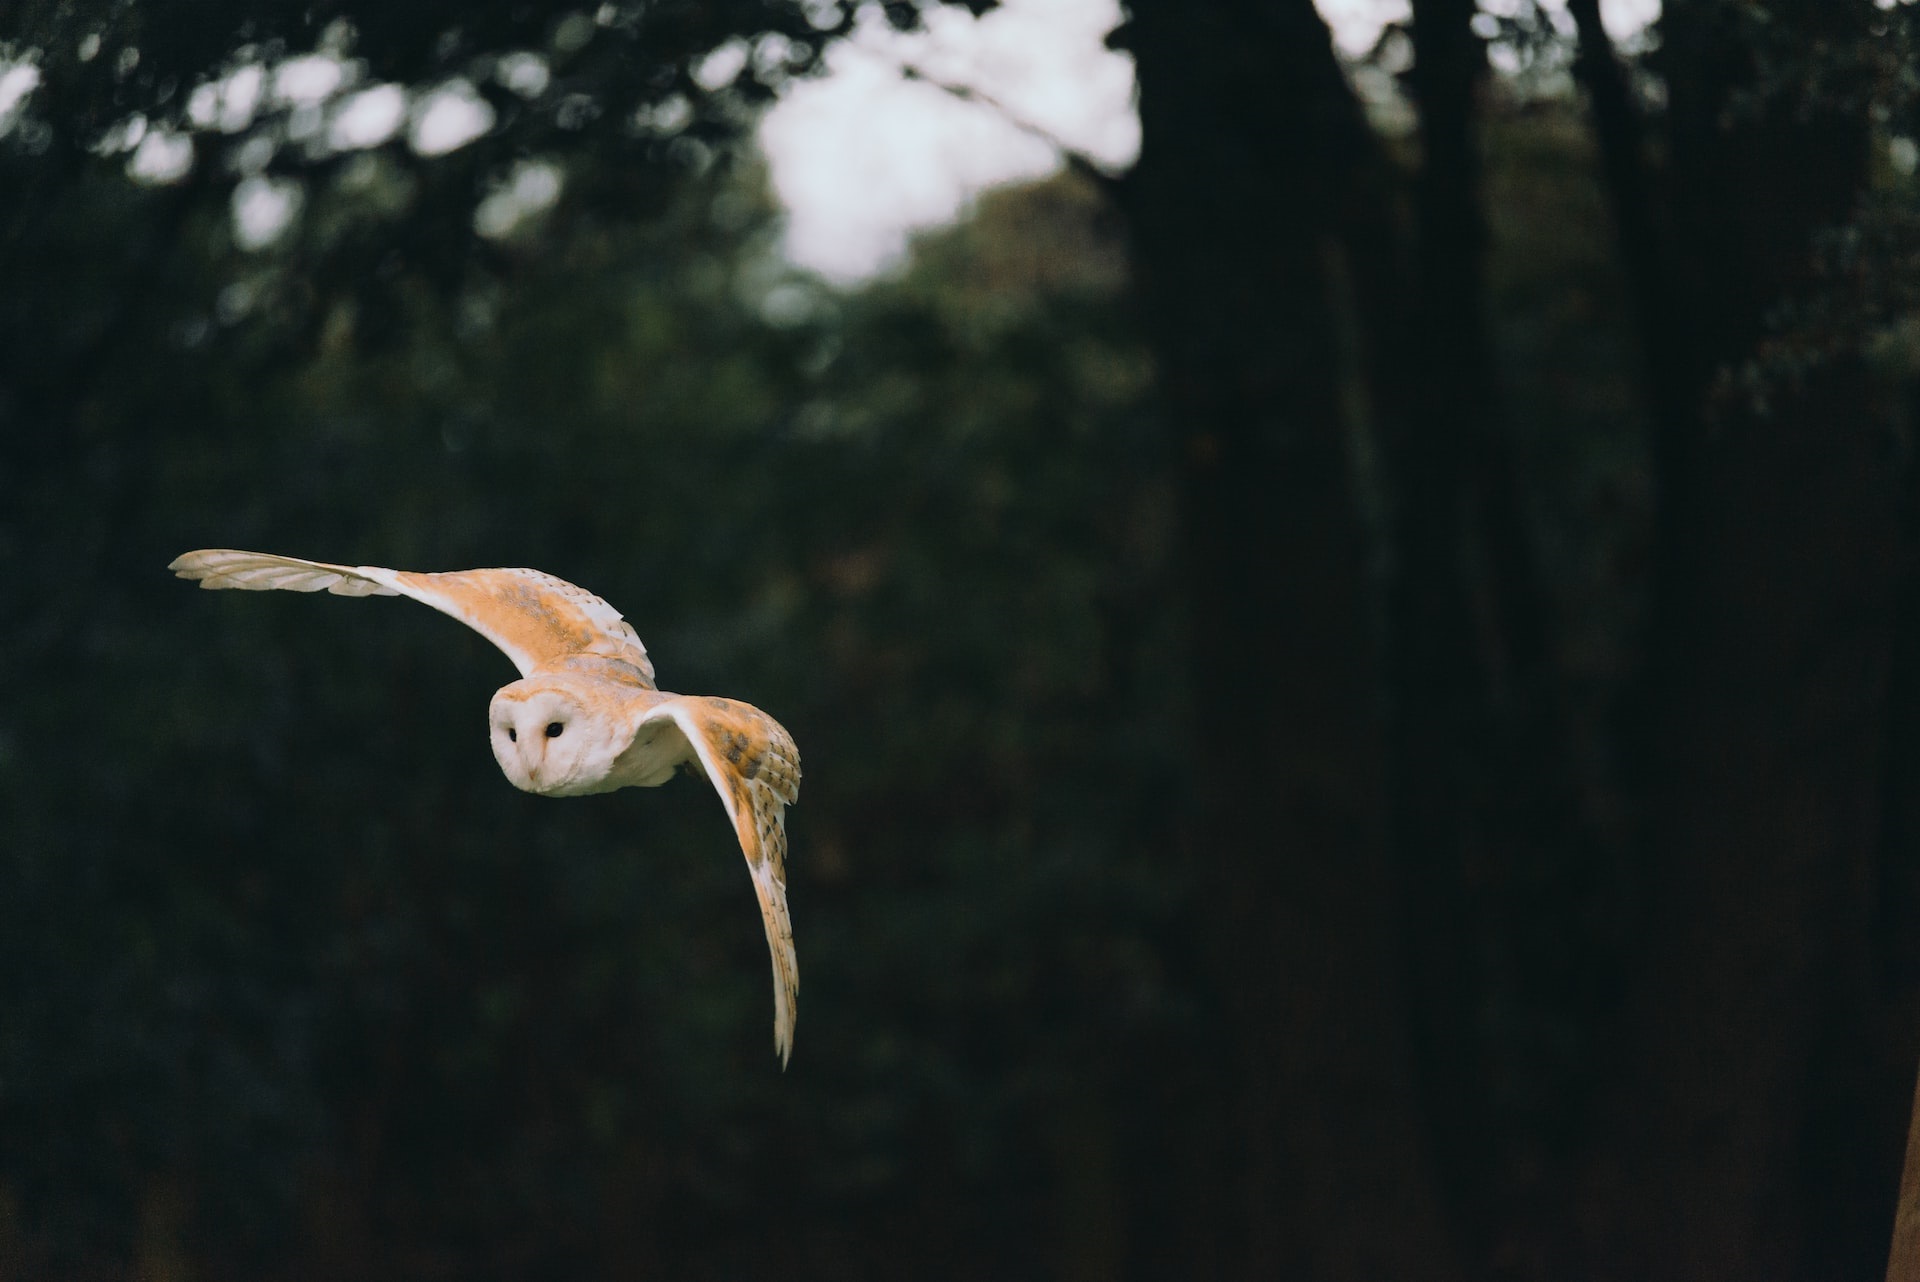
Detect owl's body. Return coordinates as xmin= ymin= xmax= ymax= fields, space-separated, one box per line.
xmin=170 ymin=548 xmax=802 ymax=1066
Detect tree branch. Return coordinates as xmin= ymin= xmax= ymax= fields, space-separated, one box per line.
xmin=896 ymin=62 xmax=1127 ymax=198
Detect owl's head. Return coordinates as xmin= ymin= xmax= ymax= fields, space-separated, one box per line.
xmin=488 ymin=676 xmax=624 ymax=797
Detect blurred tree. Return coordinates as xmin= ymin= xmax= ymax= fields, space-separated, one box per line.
xmin=1121 ymin=1 xmax=1460 ymax=1277
xmin=1571 ymin=2 xmax=1907 ymax=1278
xmin=0 ymin=0 xmax=851 ymax=441
xmin=1120 ymin=0 xmax=1920 ymax=1277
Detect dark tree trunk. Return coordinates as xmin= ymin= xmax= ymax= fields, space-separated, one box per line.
xmin=1392 ymin=0 xmax=1502 ymax=1247
xmin=1565 ymin=0 xmax=1703 ymax=463
xmin=1880 ymin=410 xmax=1920 ymax=1282
xmin=1392 ymin=0 xmax=1586 ymax=1259
xmin=1583 ymin=374 xmax=1900 ymax=1281
xmin=1121 ymin=2 xmax=1459 ymax=1276
xmin=1889 ymin=1061 xmax=1920 ymax=1281
xmin=1578 ymin=2 xmax=1904 ymax=1277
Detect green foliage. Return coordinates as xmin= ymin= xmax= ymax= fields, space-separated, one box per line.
xmin=0 ymin=145 xmax=1180 ymax=1274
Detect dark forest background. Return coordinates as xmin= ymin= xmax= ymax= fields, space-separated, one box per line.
xmin=7 ymin=0 xmax=1920 ymax=1278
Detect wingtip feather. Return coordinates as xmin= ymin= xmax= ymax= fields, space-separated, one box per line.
xmin=753 ymin=861 xmax=799 ymax=1071
xmin=774 ymin=965 xmax=796 ymax=1070
xmin=167 ymin=549 xmax=401 ymax=597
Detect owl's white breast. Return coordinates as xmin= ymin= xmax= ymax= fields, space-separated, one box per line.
xmin=609 ymin=715 xmax=692 ymax=789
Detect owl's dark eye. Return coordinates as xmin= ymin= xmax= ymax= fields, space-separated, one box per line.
xmin=546 ymin=721 xmax=565 ymax=738
xmin=506 ymin=727 xmax=517 ymax=743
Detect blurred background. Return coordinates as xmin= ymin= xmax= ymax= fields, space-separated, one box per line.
xmin=4 ymin=0 xmax=1920 ymax=1278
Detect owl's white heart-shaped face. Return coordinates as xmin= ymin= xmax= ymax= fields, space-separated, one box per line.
xmin=488 ymin=679 xmax=624 ymax=797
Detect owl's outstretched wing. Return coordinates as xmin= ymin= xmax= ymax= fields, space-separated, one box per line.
xmin=168 ymin=549 xmax=655 ymax=686
xmin=636 ymin=695 xmax=802 ymax=1068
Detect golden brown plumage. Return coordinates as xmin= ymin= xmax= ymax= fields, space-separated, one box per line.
xmin=169 ymin=548 xmax=802 ymax=1066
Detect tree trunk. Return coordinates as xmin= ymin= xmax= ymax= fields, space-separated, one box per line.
xmin=1579 ymin=3 xmax=1902 ymax=1276
xmin=1122 ymin=2 xmax=1459 ymax=1276
xmin=1881 ymin=409 xmax=1920 ymax=1281
xmin=1393 ymin=0 xmax=1506 ymax=1251
xmin=1565 ymin=0 xmax=1702 ymax=464
xmin=1885 ymin=1062 xmax=1920 ymax=1282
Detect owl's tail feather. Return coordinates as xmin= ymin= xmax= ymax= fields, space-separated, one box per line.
xmin=169 ymin=549 xmax=400 ymax=598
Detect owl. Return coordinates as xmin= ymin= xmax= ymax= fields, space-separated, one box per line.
xmin=169 ymin=548 xmax=803 ymax=1067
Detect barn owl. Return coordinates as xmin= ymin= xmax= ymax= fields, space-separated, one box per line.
xmin=169 ymin=549 xmax=802 ymax=1067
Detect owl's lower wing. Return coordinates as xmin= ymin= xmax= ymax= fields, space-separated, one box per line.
xmin=636 ymin=696 xmax=802 ymax=1067
xmin=169 ymin=548 xmax=655 ymax=685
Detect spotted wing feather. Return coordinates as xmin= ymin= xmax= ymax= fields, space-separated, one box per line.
xmin=637 ymin=695 xmax=802 ymax=1067
xmin=169 ymin=549 xmax=655 ymax=685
